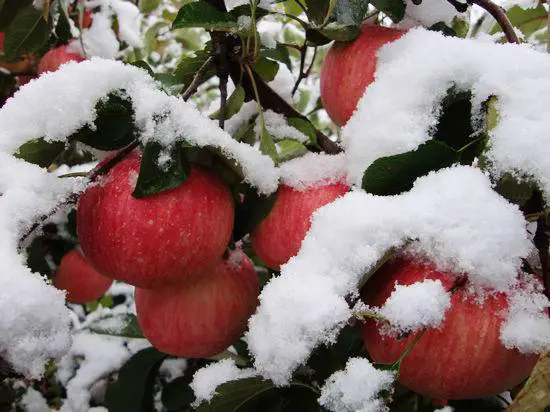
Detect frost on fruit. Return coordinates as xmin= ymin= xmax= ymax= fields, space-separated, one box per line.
xmin=247 ymin=166 xmax=536 ymax=385
xmin=0 ymin=58 xmax=278 ymax=377
xmin=318 ymin=357 xmax=395 ymax=412
xmin=278 ymin=152 xmax=348 ymax=191
xmin=343 ymin=28 xmax=550 ymax=200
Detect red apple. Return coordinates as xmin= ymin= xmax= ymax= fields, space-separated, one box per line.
xmin=251 ymin=183 xmax=348 ymax=270
xmin=361 ymin=257 xmax=538 ymax=400
xmin=77 ymin=150 xmax=235 ymax=289
xmin=135 ymin=250 xmax=259 ymax=357
xmin=320 ymin=25 xmax=406 ymax=127
xmin=37 ymin=45 xmax=84 ymax=75
xmin=54 ymin=249 xmax=113 ymax=304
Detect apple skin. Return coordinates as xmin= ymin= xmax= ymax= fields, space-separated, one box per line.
xmin=38 ymin=45 xmax=84 ymax=75
xmin=77 ymin=150 xmax=235 ymax=289
xmin=361 ymin=257 xmax=538 ymax=400
xmin=54 ymin=249 xmax=113 ymax=304
xmin=320 ymin=25 xmax=406 ymax=127
xmin=135 ymin=250 xmax=259 ymax=357
xmin=251 ymin=183 xmax=348 ymax=270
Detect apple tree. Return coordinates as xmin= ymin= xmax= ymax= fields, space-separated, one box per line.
xmin=0 ymin=0 xmax=550 ymax=411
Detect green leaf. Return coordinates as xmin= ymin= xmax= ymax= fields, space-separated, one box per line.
xmin=277 ymin=139 xmax=308 ymax=162
xmin=14 ymin=138 xmax=65 ymax=168
xmin=196 ymin=377 xmax=274 ymax=412
xmin=370 ymin=0 xmax=406 ymax=22
xmin=305 ymin=0 xmax=331 ymax=25
xmin=161 ymin=376 xmax=195 ymax=411
xmin=3 ymin=5 xmax=52 ymax=61
xmin=494 ymin=173 xmax=535 ymax=207
xmin=259 ymin=125 xmax=278 ymax=164
xmin=173 ymin=49 xmax=216 ymax=93
xmin=0 ymin=0 xmax=5 ymax=15
xmin=132 ymin=140 xmax=191 ymax=198
xmin=305 ymin=28 xmax=332 ymax=46
xmin=234 ymin=187 xmax=276 ymax=241
xmin=70 ymin=92 xmax=136 ymax=151
xmin=105 ymin=348 xmax=168 ymax=412
xmin=89 ymin=314 xmax=144 ymax=338
xmin=315 ymin=22 xmax=360 ymax=42
xmin=253 ymin=57 xmax=279 ymax=82
xmin=334 ymin=0 xmax=370 ymax=25
xmin=260 ymin=43 xmax=292 ymax=72
xmin=362 ymin=140 xmax=458 ymax=195
xmin=0 ymin=0 xmax=32 ymax=32
xmin=139 ymin=0 xmax=161 ymax=14
xmin=172 ymin=2 xmax=239 ymax=32
xmin=491 ymin=4 xmax=547 ymax=38
xmin=287 ymin=117 xmax=317 ymax=145
xmin=433 ymin=88 xmax=475 ymax=151
xmin=131 ymin=60 xmax=155 ymax=77
xmin=211 ymin=84 xmax=245 ymax=120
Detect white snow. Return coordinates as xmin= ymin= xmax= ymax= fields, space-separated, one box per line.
xmin=279 ymin=152 xmax=348 ymax=190
xmin=247 ymin=166 xmax=531 ymax=385
xmin=378 ymin=279 xmax=452 ymax=334
xmin=343 ymin=28 xmax=550 ymax=201
xmin=190 ymin=359 xmax=257 ymax=407
xmin=255 ymin=110 xmax=309 ymax=143
xmin=318 ymin=358 xmax=395 ymax=412
xmin=400 ymin=0 xmax=467 ymax=27
xmin=69 ymin=13 xmax=119 ymax=59
xmin=20 ymin=387 xmax=50 ymax=412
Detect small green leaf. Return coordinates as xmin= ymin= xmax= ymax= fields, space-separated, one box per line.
xmin=370 ymin=0 xmax=406 ymax=22
xmin=172 ymin=2 xmax=239 ymax=32
xmin=4 ymin=5 xmax=52 ymax=61
xmin=131 ymin=60 xmax=155 ymax=77
xmin=253 ymin=57 xmax=279 ymax=83
xmin=277 ymin=139 xmax=308 ymax=162
xmin=139 ymin=0 xmax=161 ymax=14
xmin=70 ymin=91 xmax=136 ymax=151
xmin=133 ymin=140 xmax=191 ymax=198
xmin=287 ymin=117 xmax=317 ymax=146
xmin=161 ymin=376 xmax=195 ymax=411
xmin=316 ymin=22 xmax=360 ymax=42
xmin=234 ymin=187 xmax=276 ymax=241
xmin=260 ymin=43 xmax=292 ymax=72
xmin=491 ymin=4 xmax=547 ymax=38
xmin=305 ymin=28 xmax=332 ymax=46
xmin=173 ymin=49 xmax=216 ymax=93
xmin=211 ymin=85 xmax=245 ymax=120
xmin=494 ymin=173 xmax=535 ymax=207
xmin=89 ymin=314 xmax=144 ymax=338
xmin=259 ymin=125 xmax=278 ymax=164
xmin=0 ymin=0 xmax=32 ymax=34
xmin=14 ymin=138 xmax=65 ymax=168
xmin=362 ymin=140 xmax=458 ymax=195
xmin=305 ymin=0 xmax=331 ymax=25
xmin=334 ymin=0 xmax=370 ymax=25
xmin=105 ymin=348 xmax=168 ymax=412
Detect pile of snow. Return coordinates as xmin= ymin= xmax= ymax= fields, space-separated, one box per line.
xmin=247 ymin=166 xmax=535 ymax=385
xmin=190 ymin=359 xmax=257 ymax=406
xmin=255 ymin=110 xmax=309 ymax=143
xmin=400 ymin=0 xmax=467 ymax=27
xmin=279 ymin=152 xmax=347 ymax=190
xmin=318 ymin=358 xmax=395 ymax=412
xmin=343 ymin=28 xmax=550 ymax=201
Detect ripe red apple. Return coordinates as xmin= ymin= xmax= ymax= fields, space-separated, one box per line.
xmin=37 ymin=45 xmax=84 ymax=75
xmin=135 ymin=250 xmax=259 ymax=357
xmin=54 ymin=249 xmax=113 ymax=304
xmin=361 ymin=257 xmax=538 ymax=400
xmin=251 ymin=183 xmax=348 ymax=270
xmin=320 ymin=25 xmax=406 ymax=127
xmin=77 ymin=150 xmax=235 ymax=289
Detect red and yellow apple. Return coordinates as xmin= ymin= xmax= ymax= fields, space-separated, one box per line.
xmin=77 ymin=150 xmax=235 ymax=289
xmin=54 ymin=249 xmax=113 ymax=304
xmin=361 ymin=257 xmax=537 ymax=400
xmin=320 ymin=25 xmax=406 ymax=127
xmin=251 ymin=183 xmax=348 ymax=270
xmin=135 ymin=251 xmax=259 ymax=357
xmin=38 ymin=45 xmax=84 ymax=75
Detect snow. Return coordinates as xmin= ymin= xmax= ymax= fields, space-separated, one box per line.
xmin=318 ymin=358 xmax=395 ymax=412
xmin=378 ymin=279 xmax=451 ymax=334
xmin=247 ymin=166 xmax=531 ymax=385
xmin=279 ymin=152 xmax=348 ymax=190
xmin=190 ymin=359 xmax=257 ymax=407
xmin=69 ymin=13 xmax=119 ymax=59
xmin=238 ymin=15 xmax=252 ymax=31
xmin=400 ymin=0 xmax=467 ymax=27
xmin=255 ymin=110 xmax=309 ymax=143
xmin=343 ymin=28 xmax=550 ymax=201
xmin=20 ymin=387 xmax=50 ymax=412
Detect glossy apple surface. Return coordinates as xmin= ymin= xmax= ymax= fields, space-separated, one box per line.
xmin=320 ymin=25 xmax=406 ymax=126
xmin=135 ymin=251 xmax=259 ymax=357
xmin=361 ymin=257 xmax=538 ymax=400
xmin=77 ymin=150 xmax=235 ymax=289
xmin=251 ymin=183 xmax=348 ymax=270
xmin=38 ymin=45 xmax=84 ymax=75
xmin=54 ymin=249 xmax=113 ymax=304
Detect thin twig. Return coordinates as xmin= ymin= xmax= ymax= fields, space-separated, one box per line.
xmin=292 ymin=44 xmax=308 ymax=96
xmin=181 ymin=56 xmax=215 ymax=101
xmin=467 ymin=0 xmax=520 ymax=44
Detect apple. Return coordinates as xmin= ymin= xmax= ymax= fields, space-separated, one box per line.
xmin=38 ymin=45 xmax=84 ymax=75
xmin=320 ymin=25 xmax=406 ymax=127
xmin=54 ymin=249 xmax=113 ymax=304
xmin=135 ymin=250 xmax=259 ymax=357
xmin=251 ymin=183 xmax=348 ymax=270
xmin=77 ymin=150 xmax=235 ymax=289
xmin=361 ymin=257 xmax=538 ymax=400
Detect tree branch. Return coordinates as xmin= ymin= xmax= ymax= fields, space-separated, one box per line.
xmin=213 ymin=32 xmax=230 ymax=129
xmin=467 ymin=0 xmax=519 ymax=44
xmin=181 ymin=56 xmax=216 ymax=101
